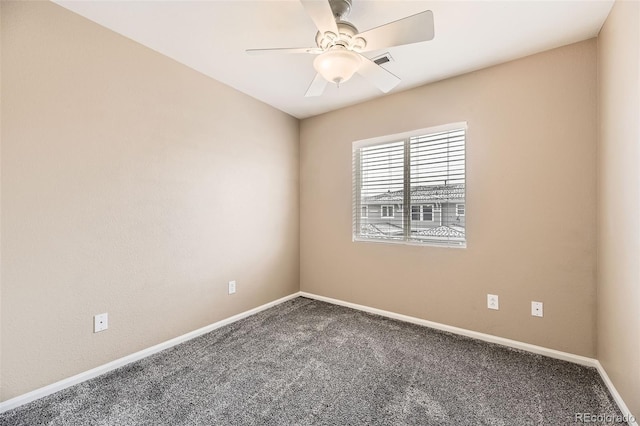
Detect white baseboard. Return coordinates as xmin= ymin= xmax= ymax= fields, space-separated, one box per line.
xmin=300 ymin=291 xmax=637 ymax=425
xmin=594 ymin=361 xmax=639 ymax=426
xmin=0 ymin=292 xmax=302 ymax=414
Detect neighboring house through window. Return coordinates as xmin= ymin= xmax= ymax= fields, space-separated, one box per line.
xmin=361 ymin=206 xmax=368 ymax=218
xmin=457 ymin=204 xmax=465 ymax=217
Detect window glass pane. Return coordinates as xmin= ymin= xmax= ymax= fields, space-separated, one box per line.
xmin=423 ymin=205 xmax=433 ymax=221
xmin=409 ymin=129 xmax=465 ymax=246
xmin=356 ymin=141 xmax=404 ymax=240
xmin=411 ymin=206 xmax=420 ymax=221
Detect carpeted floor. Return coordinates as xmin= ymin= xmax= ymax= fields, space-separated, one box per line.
xmin=0 ymin=297 xmax=625 ymax=425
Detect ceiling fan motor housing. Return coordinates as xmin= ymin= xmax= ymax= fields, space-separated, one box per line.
xmin=315 ymin=21 xmax=366 ymax=52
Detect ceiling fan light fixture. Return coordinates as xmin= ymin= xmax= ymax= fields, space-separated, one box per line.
xmin=313 ymin=48 xmax=362 ymax=86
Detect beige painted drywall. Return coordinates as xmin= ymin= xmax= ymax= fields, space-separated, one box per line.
xmin=301 ymin=39 xmax=598 ymax=357
xmin=0 ymin=1 xmax=299 ymax=401
xmin=597 ymin=0 xmax=640 ymax=418
xmin=0 ymin=0 xmax=3 ymax=395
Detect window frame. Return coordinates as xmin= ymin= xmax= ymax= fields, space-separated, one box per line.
xmin=456 ymin=203 xmax=466 ymax=217
xmin=352 ymin=122 xmax=467 ymax=248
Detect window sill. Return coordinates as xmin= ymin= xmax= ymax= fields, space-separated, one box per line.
xmin=352 ymin=236 xmax=467 ymax=249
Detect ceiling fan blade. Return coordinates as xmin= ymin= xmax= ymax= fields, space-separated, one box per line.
xmin=300 ymin=0 xmax=339 ymax=35
xmin=357 ymin=56 xmax=400 ymax=93
xmin=359 ymin=10 xmax=434 ymax=52
xmin=246 ymin=47 xmax=322 ymax=56
xmin=305 ymin=73 xmax=328 ymax=97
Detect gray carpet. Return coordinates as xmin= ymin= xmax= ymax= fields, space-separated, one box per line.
xmin=0 ymin=297 xmax=625 ymax=425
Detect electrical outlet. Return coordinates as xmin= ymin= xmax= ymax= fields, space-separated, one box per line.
xmin=94 ymin=313 xmax=108 ymax=333
xmin=487 ymin=294 xmax=499 ymax=310
xmin=532 ymin=301 xmax=543 ymax=317
xmin=228 ymin=280 xmax=236 ymax=295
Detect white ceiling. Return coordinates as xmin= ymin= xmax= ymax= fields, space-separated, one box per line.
xmin=54 ymin=0 xmax=614 ymax=119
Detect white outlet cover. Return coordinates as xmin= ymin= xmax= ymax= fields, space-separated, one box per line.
xmin=94 ymin=313 xmax=108 ymax=333
xmin=487 ymin=294 xmax=499 ymax=310
xmin=532 ymin=301 xmax=544 ymax=317
xmin=228 ymin=280 xmax=236 ymax=295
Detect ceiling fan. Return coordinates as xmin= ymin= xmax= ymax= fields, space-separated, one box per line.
xmin=246 ymin=0 xmax=434 ymax=97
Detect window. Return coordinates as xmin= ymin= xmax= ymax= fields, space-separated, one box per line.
xmin=411 ymin=205 xmax=434 ymax=221
xmin=422 ymin=205 xmax=434 ymax=221
xmin=361 ymin=206 xmax=368 ymax=218
xmin=381 ymin=205 xmax=394 ymax=218
xmin=411 ymin=205 xmax=421 ymax=221
xmin=353 ymin=123 xmax=466 ymax=247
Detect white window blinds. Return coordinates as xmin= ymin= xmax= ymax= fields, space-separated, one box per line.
xmin=353 ymin=124 xmax=466 ymax=247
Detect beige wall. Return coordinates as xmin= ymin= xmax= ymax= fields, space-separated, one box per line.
xmin=0 ymin=1 xmax=3 ymax=397
xmin=300 ymin=40 xmax=598 ymax=357
xmin=0 ymin=1 xmax=299 ymax=401
xmin=597 ymin=0 xmax=640 ymax=418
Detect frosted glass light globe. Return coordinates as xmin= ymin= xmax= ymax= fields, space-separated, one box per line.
xmin=313 ymin=48 xmax=362 ymax=85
